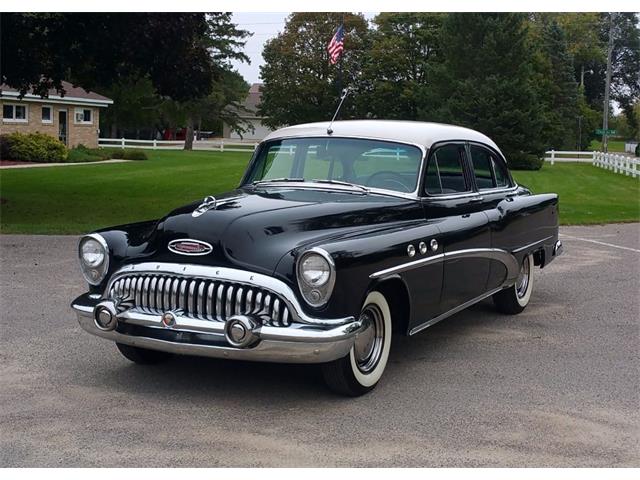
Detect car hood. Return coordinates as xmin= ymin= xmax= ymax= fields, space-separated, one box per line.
xmin=136 ymin=187 xmax=420 ymax=275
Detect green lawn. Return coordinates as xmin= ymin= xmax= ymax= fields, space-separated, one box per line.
xmin=588 ymin=139 xmax=627 ymax=152
xmin=0 ymin=150 xmax=638 ymax=234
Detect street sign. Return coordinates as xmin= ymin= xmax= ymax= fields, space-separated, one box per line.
xmin=595 ymin=128 xmax=616 ymax=135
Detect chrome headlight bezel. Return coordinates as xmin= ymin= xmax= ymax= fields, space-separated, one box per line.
xmin=296 ymin=248 xmax=336 ymax=307
xmin=78 ymin=233 xmax=110 ymax=286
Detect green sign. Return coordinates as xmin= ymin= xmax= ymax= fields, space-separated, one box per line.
xmin=595 ymin=128 xmax=616 ymax=135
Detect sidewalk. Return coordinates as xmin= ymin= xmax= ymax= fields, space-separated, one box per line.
xmin=0 ymin=159 xmax=130 ymax=169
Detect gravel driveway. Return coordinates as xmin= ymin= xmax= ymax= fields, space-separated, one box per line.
xmin=1 ymin=224 xmax=638 ymax=467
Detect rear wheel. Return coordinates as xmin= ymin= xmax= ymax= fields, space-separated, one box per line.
xmin=321 ymin=291 xmax=392 ymax=396
xmin=493 ymin=253 xmax=534 ymax=314
xmin=116 ymin=343 xmax=172 ymax=364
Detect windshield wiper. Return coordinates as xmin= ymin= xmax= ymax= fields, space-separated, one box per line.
xmin=310 ymin=179 xmax=369 ymax=193
xmin=252 ymin=177 xmax=305 ymax=186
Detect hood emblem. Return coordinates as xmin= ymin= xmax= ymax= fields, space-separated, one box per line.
xmin=168 ymin=239 xmax=213 ymax=256
xmin=192 ymin=196 xmax=217 ymax=217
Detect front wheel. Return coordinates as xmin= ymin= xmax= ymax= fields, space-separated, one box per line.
xmin=493 ymin=253 xmax=534 ymax=315
xmin=321 ymin=291 xmax=392 ymax=396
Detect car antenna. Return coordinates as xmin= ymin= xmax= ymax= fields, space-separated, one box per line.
xmin=327 ymin=87 xmax=350 ymax=135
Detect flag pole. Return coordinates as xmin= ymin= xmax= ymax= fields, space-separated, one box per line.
xmin=338 ymin=13 xmax=344 ymax=96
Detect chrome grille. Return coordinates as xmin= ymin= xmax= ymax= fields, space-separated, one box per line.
xmin=109 ymin=274 xmax=292 ymax=326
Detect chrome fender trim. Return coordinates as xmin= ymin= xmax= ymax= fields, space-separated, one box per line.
xmin=370 ymin=247 xmax=520 ymax=284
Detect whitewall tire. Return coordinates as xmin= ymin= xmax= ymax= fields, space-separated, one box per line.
xmin=493 ymin=253 xmax=534 ymax=314
xmin=321 ymin=291 xmax=392 ymax=396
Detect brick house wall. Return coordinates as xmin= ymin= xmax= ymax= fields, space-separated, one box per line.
xmin=1 ymin=100 xmax=101 ymax=148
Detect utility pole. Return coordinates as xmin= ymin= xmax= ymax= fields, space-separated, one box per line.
xmin=602 ymin=13 xmax=615 ymax=153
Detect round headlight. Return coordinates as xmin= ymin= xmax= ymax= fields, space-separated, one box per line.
xmin=81 ymin=238 xmax=105 ymax=267
xmin=297 ymin=249 xmax=335 ymax=307
xmin=78 ymin=234 xmax=109 ymax=285
xmin=300 ymin=254 xmax=331 ymax=287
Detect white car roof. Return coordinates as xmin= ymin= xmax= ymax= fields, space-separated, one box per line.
xmin=262 ymin=120 xmax=502 ymax=154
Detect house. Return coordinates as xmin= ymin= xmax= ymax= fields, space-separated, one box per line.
xmin=223 ymin=83 xmax=274 ymax=141
xmin=1 ymin=81 xmax=113 ymax=148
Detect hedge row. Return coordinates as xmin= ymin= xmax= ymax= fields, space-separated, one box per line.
xmin=0 ymin=132 xmax=147 ymax=163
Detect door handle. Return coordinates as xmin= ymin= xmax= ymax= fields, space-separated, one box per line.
xmin=469 ymin=196 xmax=484 ymax=202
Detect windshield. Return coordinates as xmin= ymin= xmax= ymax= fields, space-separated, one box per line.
xmin=245 ymin=137 xmax=423 ymax=194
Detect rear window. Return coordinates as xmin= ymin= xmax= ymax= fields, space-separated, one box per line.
xmin=424 ymin=144 xmax=469 ymax=195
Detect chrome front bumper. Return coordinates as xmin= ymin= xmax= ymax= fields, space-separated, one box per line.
xmin=72 ymin=293 xmax=362 ymax=364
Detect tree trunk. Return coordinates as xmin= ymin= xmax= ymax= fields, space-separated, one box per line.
xmin=184 ymin=115 xmax=194 ymax=150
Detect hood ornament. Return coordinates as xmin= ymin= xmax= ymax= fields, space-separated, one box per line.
xmin=192 ymin=195 xmax=217 ymax=217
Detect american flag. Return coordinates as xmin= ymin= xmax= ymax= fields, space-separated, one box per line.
xmin=327 ymin=24 xmax=345 ymax=65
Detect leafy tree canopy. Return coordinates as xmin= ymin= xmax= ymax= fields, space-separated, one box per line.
xmin=1 ymin=13 xmax=250 ymax=103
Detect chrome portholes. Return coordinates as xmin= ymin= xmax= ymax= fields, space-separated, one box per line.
xmin=407 ymin=244 xmax=416 ymax=257
xmin=418 ymin=242 xmax=427 ymax=255
xmin=515 ymin=256 xmax=531 ymax=299
xmin=354 ymin=304 xmax=385 ymax=374
xmin=430 ymin=238 xmax=438 ymax=251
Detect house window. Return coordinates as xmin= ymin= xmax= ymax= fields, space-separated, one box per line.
xmin=42 ymin=106 xmax=53 ymax=124
xmin=74 ymin=108 xmax=92 ymax=124
xmin=2 ymin=103 xmax=28 ymax=122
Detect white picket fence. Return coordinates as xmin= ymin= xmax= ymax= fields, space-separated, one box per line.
xmin=98 ymin=137 xmax=258 ymax=153
xmin=592 ymin=151 xmax=639 ymax=178
xmin=545 ymin=150 xmax=639 ymax=178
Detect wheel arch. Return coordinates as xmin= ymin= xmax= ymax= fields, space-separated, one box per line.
xmin=368 ymin=275 xmax=411 ymax=336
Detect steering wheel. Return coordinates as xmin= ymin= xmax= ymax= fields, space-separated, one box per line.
xmin=365 ymin=171 xmax=412 ymax=192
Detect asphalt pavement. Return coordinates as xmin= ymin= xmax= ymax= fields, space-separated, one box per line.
xmin=1 ymin=223 xmax=638 ymax=467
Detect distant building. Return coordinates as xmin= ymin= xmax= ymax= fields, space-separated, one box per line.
xmin=1 ymin=81 xmax=113 ymax=148
xmin=223 ymin=83 xmax=275 ymax=141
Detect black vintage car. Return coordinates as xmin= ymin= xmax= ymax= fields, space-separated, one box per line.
xmin=72 ymin=120 xmax=562 ymax=396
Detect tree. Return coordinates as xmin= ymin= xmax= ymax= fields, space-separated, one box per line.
xmin=258 ymin=12 xmax=370 ymax=128
xmin=361 ymin=13 xmax=444 ymax=120
xmin=99 ymin=76 xmax=160 ymax=139
xmin=1 ymin=13 xmax=249 ymax=104
xmin=529 ymin=17 xmax=580 ymax=150
xmin=434 ymin=13 xmax=546 ymax=169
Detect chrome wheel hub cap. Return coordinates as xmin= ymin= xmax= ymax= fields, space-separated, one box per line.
xmin=515 ymin=256 xmax=530 ymax=298
xmin=354 ymin=305 xmax=384 ymax=373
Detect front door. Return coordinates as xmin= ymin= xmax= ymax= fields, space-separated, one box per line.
xmin=58 ymin=110 xmax=67 ymax=146
xmin=420 ymin=142 xmax=491 ymax=316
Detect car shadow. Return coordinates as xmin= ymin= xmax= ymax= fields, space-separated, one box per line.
xmin=83 ymin=298 xmax=511 ymax=401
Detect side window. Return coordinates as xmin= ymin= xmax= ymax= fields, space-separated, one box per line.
xmin=492 ymin=157 xmax=510 ymax=187
xmin=424 ymin=144 xmax=469 ymax=195
xmin=469 ymin=145 xmax=496 ymax=190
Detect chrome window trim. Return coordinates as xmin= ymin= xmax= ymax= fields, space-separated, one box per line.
xmin=241 ymin=135 xmax=428 ymax=200
xmin=104 ymin=262 xmax=352 ymax=327
xmin=421 ymin=141 xmax=474 ymax=197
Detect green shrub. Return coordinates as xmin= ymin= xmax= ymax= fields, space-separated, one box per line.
xmin=122 ymin=149 xmax=147 ymax=160
xmin=1 ymin=132 xmax=67 ymax=162
xmin=66 ymin=145 xmax=112 ymax=162
xmin=508 ymin=152 xmax=544 ymax=170
xmin=110 ymin=148 xmax=147 ymax=160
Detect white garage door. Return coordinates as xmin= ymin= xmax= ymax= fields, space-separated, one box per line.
xmin=230 ymin=120 xmax=273 ymax=141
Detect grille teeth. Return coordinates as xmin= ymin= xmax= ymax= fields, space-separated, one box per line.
xmin=109 ymin=274 xmax=292 ymax=327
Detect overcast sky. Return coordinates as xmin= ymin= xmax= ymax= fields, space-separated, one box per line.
xmin=230 ymin=12 xmax=376 ymax=85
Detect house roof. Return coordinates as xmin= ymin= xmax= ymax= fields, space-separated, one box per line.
xmin=262 ymin=120 xmax=502 ymax=153
xmin=0 ymin=80 xmax=113 ymax=107
xmin=239 ymin=83 xmax=263 ymax=118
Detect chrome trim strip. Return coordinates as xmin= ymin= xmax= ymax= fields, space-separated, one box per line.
xmin=369 ymin=247 xmax=519 ymax=283
xmin=104 ymin=262 xmax=354 ymax=326
xmin=409 ymin=287 xmax=504 ymax=336
xmin=512 ymin=235 xmax=554 ymax=253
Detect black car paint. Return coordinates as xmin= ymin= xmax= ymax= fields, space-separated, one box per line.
xmin=89 ymin=139 xmax=559 ymax=334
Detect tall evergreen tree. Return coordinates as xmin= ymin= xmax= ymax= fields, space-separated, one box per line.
xmin=434 ymin=13 xmax=546 ymax=169
xmin=259 ymin=13 xmax=370 ymax=128
xmin=361 ymin=13 xmax=444 ymax=120
xmin=531 ymin=19 xmax=580 ymax=150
